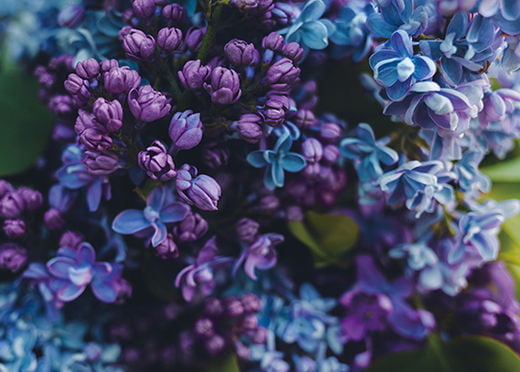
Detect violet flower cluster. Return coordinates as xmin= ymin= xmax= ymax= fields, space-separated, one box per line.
xmin=3 ymin=0 xmax=520 ymax=370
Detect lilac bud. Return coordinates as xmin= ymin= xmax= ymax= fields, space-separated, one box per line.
xmin=185 ymin=27 xmax=206 ymax=51
xmin=265 ymin=58 xmax=300 ymax=86
xmin=100 ymin=59 xmax=119 ymax=73
xmin=240 ymin=314 xmax=258 ymax=330
xmin=93 ymin=98 xmax=123 ymax=132
xmin=129 ymin=85 xmax=171 ymax=122
xmin=236 ymin=113 xmax=263 ymax=143
xmin=323 ymin=144 xmax=340 ymax=164
xmin=48 ymin=95 xmax=74 ymax=116
xmin=176 ymin=165 xmax=221 ymax=211
xmin=59 ymin=231 xmax=84 ymax=249
xmin=17 ymin=187 xmax=43 ymax=210
xmin=132 ymin=0 xmax=156 ymax=18
xmin=3 ymin=219 xmax=26 ymax=238
xmin=262 ymin=32 xmax=284 ymax=51
xmin=74 ymin=110 xmax=97 ymax=135
xmin=169 ymin=110 xmax=203 ymax=150
xmin=295 ymin=108 xmax=316 ymax=128
xmin=241 ymin=293 xmax=261 ymax=313
xmin=162 ymin=4 xmax=186 ymax=22
xmin=226 ymin=297 xmax=245 ymax=317
xmin=282 ymin=42 xmax=304 ymax=63
xmin=287 ymin=205 xmax=304 ymax=221
xmin=202 ymin=144 xmax=229 ymax=168
xmin=157 ymin=27 xmax=183 ymax=52
xmin=58 ymin=4 xmax=85 ymax=28
xmin=235 ymin=218 xmax=259 ymax=243
xmin=75 ymin=58 xmax=100 ymax=79
xmin=320 ymin=122 xmax=341 ymax=141
xmin=0 ymin=181 xmax=13 ymax=198
xmin=79 ymin=126 xmax=113 ymax=152
xmin=155 ymin=233 xmax=179 ymax=259
xmin=252 ymin=327 xmax=267 ymax=344
xmin=224 ymin=39 xmax=260 ymax=66
xmin=83 ymin=151 xmax=119 ymax=175
xmin=272 ymin=2 xmax=297 ymax=24
xmin=53 ymin=124 xmax=75 ymax=142
xmin=232 ymin=0 xmax=259 ymax=12
xmin=0 ymin=243 xmax=27 ymax=272
xmin=205 ymin=334 xmax=225 ymax=356
xmin=103 ymin=66 xmax=141 ymax=95
xmin=178 ymin=60 xmax=211 ymax=90
xmin=174 ymin=212 xmax=208 ymax=242
xmin=138 ymin=141 xmax=176 ymax=181
xmin=302 ymin=138 xmax=323 ymax=163
xmin=64 ymin=73 xmax=91 ymax=104
xmin=205 ymin=297 xmax=224 ymax=316
xmin=194 ymin=318 xmax=214 ymax=337
xmin=262 ymin=94 xmax=290 ymax=126
xmin=203 ymin=67 xmax=242 ymax=105
xmin=0 ymin=192 xmax=25 ymax=218
xmin=258 ymin=195 xmax=279 ymax=214
xmin=121 ymin=28 xmax=156 ymax=60
xmin=44 ymin=208 xmax=65 ymax=230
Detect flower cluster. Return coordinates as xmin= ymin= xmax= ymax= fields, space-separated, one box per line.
xmin=2 ymin=0 xmax=520 ymax=370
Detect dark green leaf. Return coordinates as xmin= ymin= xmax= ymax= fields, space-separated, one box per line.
xmin=288 ymin=211 xmax=359 ymax=268
xmin=367 ymin=335 xmax=520 ymax=372
xmin=0 ymin=59 xmax=52 ymax=176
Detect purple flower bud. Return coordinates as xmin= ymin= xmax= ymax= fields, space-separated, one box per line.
xmin=59 ymin=231 xmax=84 ymax=249
xmin=0 ymin=192 xmax=25 ymax=218
xmin=138 ymin=141 xmax=176 ymax=181
xmin=302 ymin=138 xmax=323 ymax=163
xmin=93 ymin=98 xmax=123 ymax=132
xmin=265 ymin=58 xmax=300 ymax=86
xmin=235 ymin=218 xmax=259 ymax=243
xmin=205 ymin=334 xmax=225 ymax=356
xmin=3 ymin=219 xmax=26 ymax=238
xmin=157 ymin=27 xmax=183 ymax=52
xmin=262 ymin=32 xmax=285 ymax=51
xmin=236 ymin=113 xmax=263 ymax=143
xmin=79 ymin=126 xmax=113 ymax=152
xmin=128 ymin=85 xmax=171 ymax=122
xmin=103 ymin=66 xmax=141 ymax=95
xmin=178 ymin=60 xmax=211 ymax=90
xmin=64 ymin=73 xmax=91 ymax=104
xmin=44 ymin=208 xmax=65 ymax=230
xmin=282 ymin=42 xmax=304 ymax=63
xmin=194 ymin=318 xmax=214 ymax=337
xmin=176 ymin=165 xmax=222 ymax=211
xmin=240 ymin=314 xmax=258 ymax=330
xmin=241 ymin=293 xmax=261 ymax=313
xmin=262 ymin=94 xmax=290 ymax=126
xmin=17 ymin=187 xmax=43 ymax=210
xmin=48 ymin=95 xmax=74 ymax=116
xmin=132 ymin=0 xmax=156 ymax=18
xmin=295 ymin=109 xmax=316 ymax=128
xmin=205 ymin=297 xmax=224 ymax=316
xmin=75 ymin=58 xmax=100 ymax=79
xmin=100 ymin=59 xmax=119 ymax=73
xmin=169 ymin=110 xmax=203 ymax=150
xmin=323 ymin=144 xmax=340 ymax=164
xmin=155 ymin=233 xmax=179 ymax=259
xmin=224 ymin=39 xmax=260 ymax=66
xmin=202 ymin=144 xmax=229 ymax=168
xmin=203 ymin=67 xmax=242 ymax=105
xmin=232 ymin=0 xmax=259 ymax=11
xmin=162 ymin=4 xmax=186 ymax=22
xmin=226 ymin=296 xmax=244 ymax=317
xmin=174 ymin=211 xmax=208 ymax=242
xmin=121 ymin=28 xmax=156 ymax=60
xmin=252 ymin=327 xmax=267 ymax=344
xmin=320 ymin=122 xmax=341 ymax=141
xmin=83 ymin=151 xmax=119 ymax=175
xmin=258 ymin=195 xmax=279 ymax=214
xmin=0 ymin=181 xmax=13 ymax=198
xmin=0 ymin=243 xmax=27 ymax=272
xmin=185 ymin=27 xmax=206 ymax=51
xmin=58 ymin=4 xmax=85 ymax=28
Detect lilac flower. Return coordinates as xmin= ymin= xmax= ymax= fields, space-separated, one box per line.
xmin=157 ymin=27 xmax=183 ymax=52
xmin=168 ymin=110 xmax=203 ymax=150
xmin=0 ymin=243 xmax=27 ymax=272
xmin=56 ymin=145 xmax=111 ymax=212
xmin=175 ymin=164 xmax=222 ymax=211
xmin=45 ymin=242 xmax=122 ymax=303
xmin=103 ymin=65 xmax=141 ymax=95
xmin=133 ymin=0 xmax=156 ymax=18
xmin=233 ymin=233 xmax=284 ymax=279
xmin=93 ymin=98 xmax=123 ymax=133
xmin=368 ymin=0 xmax=434 ymax=38
xmin=203 ymin=67 xmax=242 ymax=104
xmin=340 ymin=123 xmax=398 ymax=181
xmin=120 ymin=27 xmax=156 ymax=60
xmin=247 ymin=133 xmax=306 ymax=189
xmin=478 ymin=0 xmax=520 ymax=34
xmin=138 ymin=141 xmax=176 ymax=181
xmin=278 ymin=0 xmax=334 ymax=51
xmin=112 ymin=186 xmax=189 ymax=246
xmin=178 ymin=60 xmax=211 ymax=90
xmin=128 ymin=85 xmax=171 ymax=122
xmin=369 ymin=30 xmax=436 ymax=101
xmin=453 ymin=151 xmax=491 ymax=194
xmin=224 ymin=39 xmax=260 ymax=65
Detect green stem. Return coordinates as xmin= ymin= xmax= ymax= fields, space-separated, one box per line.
xmin=197 ymin=1 xmax=226 ymax=63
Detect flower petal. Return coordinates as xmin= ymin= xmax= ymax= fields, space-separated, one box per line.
xmin=112 ymin=209 xmax=151 ymax=235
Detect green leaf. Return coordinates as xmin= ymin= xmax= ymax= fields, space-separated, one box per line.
xmin=0 ymin=59 xmax=53 ymax=176
xmin=482 ymin=158 xmax=520 ymax=182
xmin=288 ymin=211 xmax=359 ymax=268
xmin=206 ymin=354 xmax=240 ymax=372
xmin=367 ymin=335 xmax=520 ymax=372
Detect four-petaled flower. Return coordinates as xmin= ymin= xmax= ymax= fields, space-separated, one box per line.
xmin=247 ymin=133 xmax=306 ymax=189
xmin=112 ymin=186 xmax=189 ymax=247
